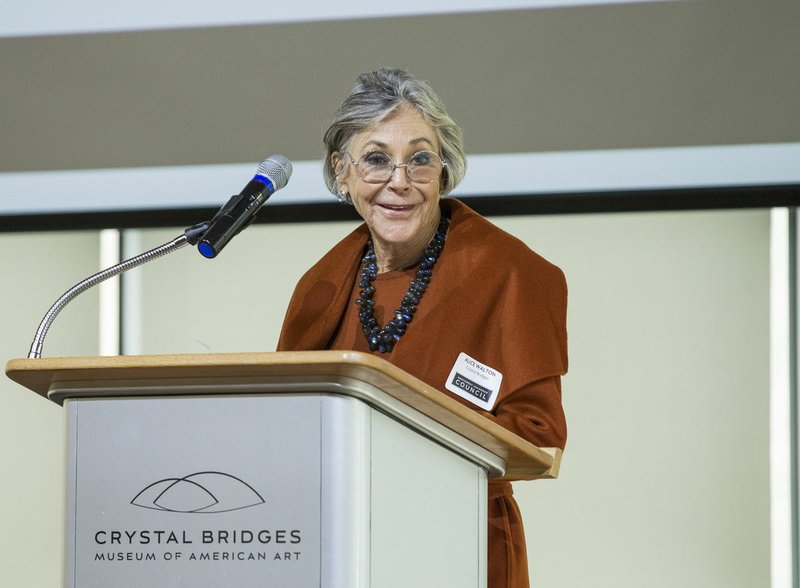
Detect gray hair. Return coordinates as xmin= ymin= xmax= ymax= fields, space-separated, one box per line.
xmin=323 ymin=68 xmax=466 ymax=199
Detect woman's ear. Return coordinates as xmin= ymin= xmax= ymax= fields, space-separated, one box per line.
xmin=331 ymin=151 xmax=348 ymax=191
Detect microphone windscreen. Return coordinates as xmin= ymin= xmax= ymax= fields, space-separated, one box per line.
xmin=258 ymin=155 xmax=293 ymax=191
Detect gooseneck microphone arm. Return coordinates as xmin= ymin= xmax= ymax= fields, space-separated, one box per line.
xmin=27 ymin=154 xmax=293 ymax=359
xmin=27 ymin=221 xmax=210 ymax=359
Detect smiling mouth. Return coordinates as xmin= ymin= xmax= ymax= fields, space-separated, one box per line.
xmin=378 ymin=203 xmax=414 ymax=212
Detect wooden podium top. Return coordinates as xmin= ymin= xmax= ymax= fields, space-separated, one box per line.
xmin=5 ymin=350 xmax=561 ymax=481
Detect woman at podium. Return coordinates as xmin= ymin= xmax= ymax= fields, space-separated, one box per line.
xmin=278 ymin=68 xmax=568 ymax=588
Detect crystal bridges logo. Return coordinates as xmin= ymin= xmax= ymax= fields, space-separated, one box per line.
xmin=130 ymin=471 xmax=265 ymax=514
xmin=91 ymin=471 xmax=304 ymax=567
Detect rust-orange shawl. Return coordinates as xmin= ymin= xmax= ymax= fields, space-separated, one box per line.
xmin=278 ymin=198 xmax=567 ymax=587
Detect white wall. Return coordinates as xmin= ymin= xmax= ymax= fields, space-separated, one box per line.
xmin=132 ymin=219 xmax=361 ymax=355
xmin=0 ymin=208 xmax=771 ymax=587
xmin=498 ymin=211 xmax=770 ymax=586
xmin=0 ymin=231 xmax=101 ymax=587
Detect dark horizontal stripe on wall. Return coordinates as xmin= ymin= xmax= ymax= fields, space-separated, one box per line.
xmin=1 ymin=184 xmax=799 ymax=233
xmin=465 ymin=183 xmax=800 ymax=216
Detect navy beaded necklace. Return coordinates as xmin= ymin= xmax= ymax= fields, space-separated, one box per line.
xmin=355 ymin=216 xmax=449 ymax=353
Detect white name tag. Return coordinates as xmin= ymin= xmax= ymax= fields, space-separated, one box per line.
xmin=445 ymin=352 xmax=503 ymax=411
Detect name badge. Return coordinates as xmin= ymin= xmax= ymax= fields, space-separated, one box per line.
xmin=445 ymin=352 xmax=503 ymax=411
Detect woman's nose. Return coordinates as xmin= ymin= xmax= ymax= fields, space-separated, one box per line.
xmin=388 ymin=164 xmax=411 ymax=189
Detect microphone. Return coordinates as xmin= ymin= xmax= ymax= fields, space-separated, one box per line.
xmin=197 ymin=155 xmax=293 ymax=258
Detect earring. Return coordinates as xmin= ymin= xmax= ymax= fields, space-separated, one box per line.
xmin=337 ymin=190 xmax=352 ymax=205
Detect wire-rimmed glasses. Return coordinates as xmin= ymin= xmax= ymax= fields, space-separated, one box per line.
xmin=348 ymin=150 xmax=446 ymax=184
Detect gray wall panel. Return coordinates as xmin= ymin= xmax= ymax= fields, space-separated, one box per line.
xmin=1 ymin=1 xmax=798 ymax=173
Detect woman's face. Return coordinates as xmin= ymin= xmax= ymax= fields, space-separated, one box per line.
xmin=336 ymin=106 xmax=442 ymax=269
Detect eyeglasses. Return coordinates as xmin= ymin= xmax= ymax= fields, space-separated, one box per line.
xmin=348 ymin=150 xmax=446 ymax=184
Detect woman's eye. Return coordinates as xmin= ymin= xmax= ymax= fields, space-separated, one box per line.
xmin=410 ymin=151 xmax=433 ymax=166
xmin=363 ymin=152 xmax=391 ymax=166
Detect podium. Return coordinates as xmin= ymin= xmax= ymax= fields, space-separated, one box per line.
xmin=6 ymin=350 xmax=560 ymax=588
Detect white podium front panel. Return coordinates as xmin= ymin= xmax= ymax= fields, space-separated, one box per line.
xmin=64 ymin=391 xmax=488 ymax=587
xmin=66 ymin=395 xmax=323 ymax=587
